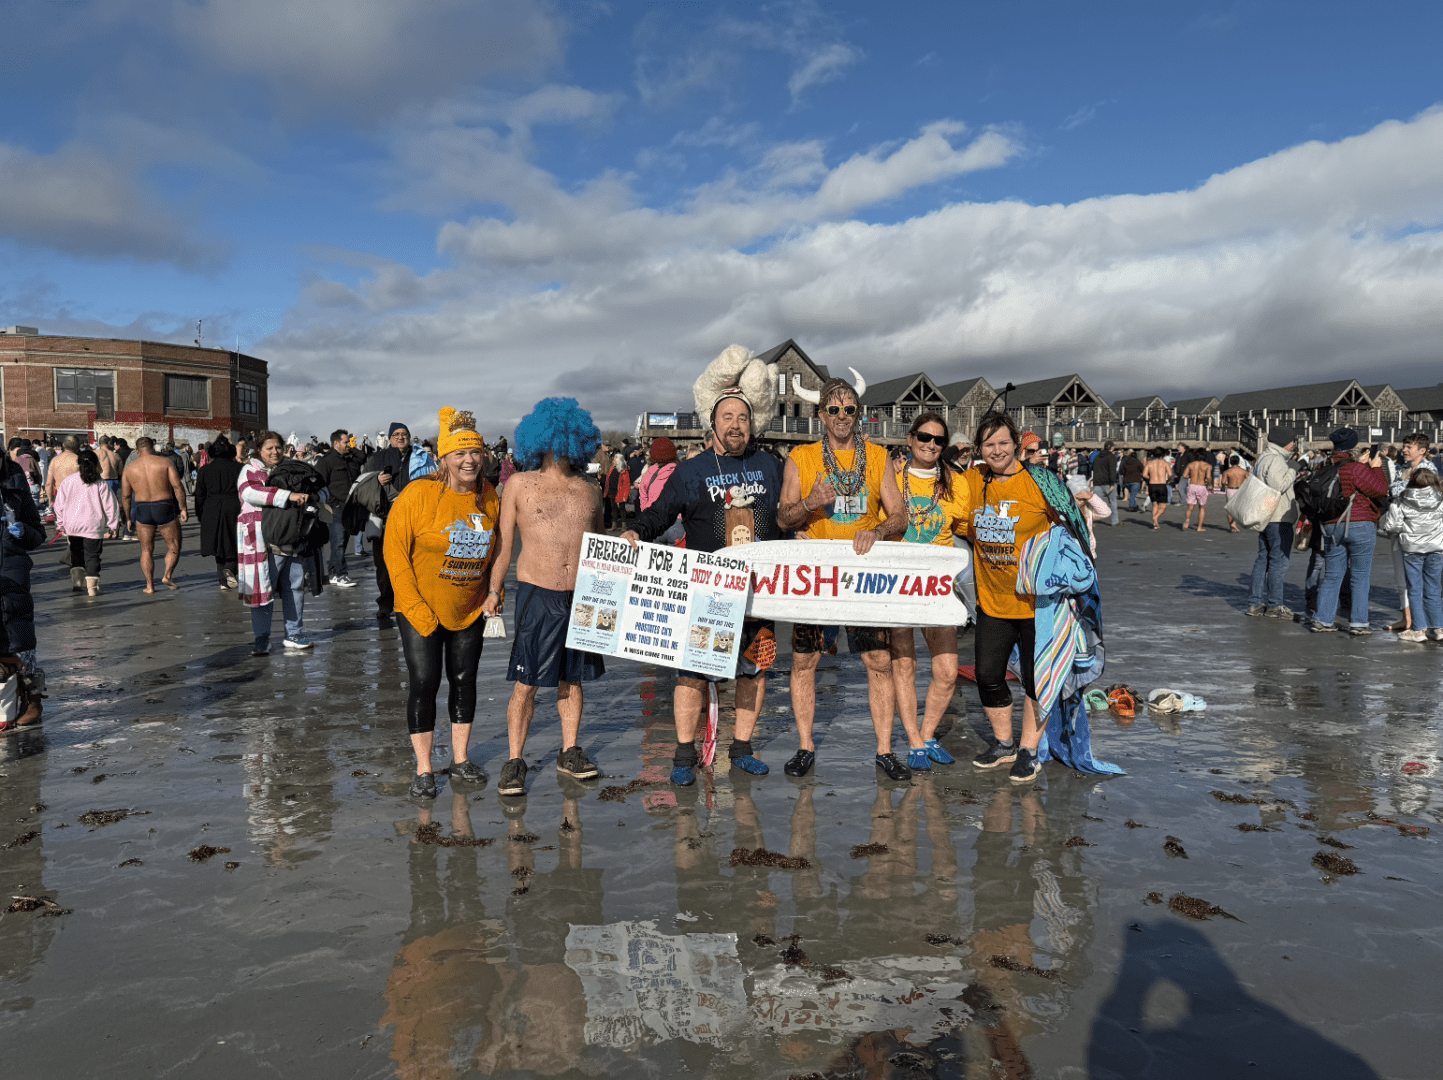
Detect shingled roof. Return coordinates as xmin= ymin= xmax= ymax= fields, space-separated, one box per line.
xmin=1169 ymin=395 xmax=1221 ymax=416
xmin=859 ymin=372 xmax=947 ymax=408
xmin=1113 ymin=395 xmax=1165 ymax=411
xmin=1396 ymin=385 xmax=1443 ymax=413
xmin=1217 ymin=380 xmax=1371 ymax=414
xmin=755 ymin=339 xmax=828 ymax=381
xmin=935 ymin=376 xmax=992 ymax=405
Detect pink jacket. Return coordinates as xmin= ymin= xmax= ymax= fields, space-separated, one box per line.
xmin=52 ymin=472 xmax=121 ymax=539
xmin=637 ymin=462 xmax=676 ymax=511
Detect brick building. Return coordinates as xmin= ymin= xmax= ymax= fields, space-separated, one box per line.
xmin=0 ymin=327 xmax=267 ymax=446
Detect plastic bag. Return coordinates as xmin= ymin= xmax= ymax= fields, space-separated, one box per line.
xmin=1225 ymin=473 xmax=1281 ymax=530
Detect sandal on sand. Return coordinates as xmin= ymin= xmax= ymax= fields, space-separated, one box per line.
xmin=1084 ymin=689 xmax=1111 ymax=712
xmin=1106 ymin=684 xmax=1140 ymax=718
xmin=1148 ymin=689 xmax=1184 ymax=713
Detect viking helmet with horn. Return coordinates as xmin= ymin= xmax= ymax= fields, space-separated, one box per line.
xmin=793 ymin=367 xmax=867 ymax=411
xmin=692 ymin=344 xmax=780 ymax=435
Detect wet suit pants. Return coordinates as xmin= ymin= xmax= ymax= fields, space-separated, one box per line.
xmin=398 ymin=615 xmax=485 ymax=735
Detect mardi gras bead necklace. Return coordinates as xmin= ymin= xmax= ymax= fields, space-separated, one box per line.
xmin=902 ymin=458 xmax=944 ymax=528
xmin=821 ymin=433 xmax=868 ymax=497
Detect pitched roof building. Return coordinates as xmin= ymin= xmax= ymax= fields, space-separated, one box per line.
xmin=1216 ymin=380 xmax=1372 ymax=420
xmin=1169 ymin=396 xmax=1221 ymax=418
xmin=858 ymin=372 xmax=949 ymax=421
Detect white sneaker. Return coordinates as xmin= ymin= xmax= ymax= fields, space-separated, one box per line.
xmin=283 ymin=636 xmax=314 ymax=650
xmin=332 ymin=575 xmax=358 ymax=588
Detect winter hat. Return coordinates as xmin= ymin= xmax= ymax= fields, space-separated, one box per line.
xmin=437 ymin=407 xmax=485 ymax=458
xmin=1328 ymin=427 xmax=1359 ymax=451
xmin=1020 ymin=430 xmax=1043 ymax=450
xmin=1267 ymin=426 xmax=1300 ymax=448
xmin=387 ymin=421 xmax=410 ymax=440
xmin=649 ymin=437 xmax=677 ymax=464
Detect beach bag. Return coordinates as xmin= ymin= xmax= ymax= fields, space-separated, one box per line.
xmin=1226 ymin=471 xmax=1281 ymax=531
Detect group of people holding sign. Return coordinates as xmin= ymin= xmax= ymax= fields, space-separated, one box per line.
xmin=384 ymin=343 xmax=1116 ymax=800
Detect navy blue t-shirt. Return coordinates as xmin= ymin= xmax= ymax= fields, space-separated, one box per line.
xmin=632 ymin=447 xmax=784 ymax=552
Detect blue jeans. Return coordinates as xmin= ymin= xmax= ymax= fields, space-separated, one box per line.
xmin=1402 ymin=551 xmax=1443 ymax=631
xmin=1248 ymin=522 xmax=1294 ymax=608
xmin=1125 ymin=482 xmax=1141 ymax=509
xmin=250 ymin=555 xmax=305 ymax=648
xmin=1313 ymin=522 xmax=1377 ymax=628
xmin=327 ymin=517 xmax=349 ymax=578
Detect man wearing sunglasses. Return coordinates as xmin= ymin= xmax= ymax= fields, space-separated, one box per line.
xmin=778 ymin=376 xmax=907 ymax=780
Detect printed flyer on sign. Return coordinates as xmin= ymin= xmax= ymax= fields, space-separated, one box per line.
xmin=565 ymin=533 xmax=639 ymax=655
xmin=565 ymin=533 xmax=752 ymax=679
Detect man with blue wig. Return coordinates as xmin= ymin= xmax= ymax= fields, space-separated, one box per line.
xmin=485 ymin=397 xmax=607 ymax=797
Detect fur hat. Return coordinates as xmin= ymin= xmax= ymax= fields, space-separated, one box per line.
xmin=692 ymin=345 xmax=779 ymax=434
xmin=437 ymin=407 xmax=485 ymax=458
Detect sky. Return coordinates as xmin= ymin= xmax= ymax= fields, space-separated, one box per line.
xmin=3 ymin=0 xmax=1443 ymax=440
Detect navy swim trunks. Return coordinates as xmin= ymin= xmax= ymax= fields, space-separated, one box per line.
xmin=131 ymin=499 xmax=178 ymax=526
xmin=507 ymin=581 xmax=605 ymax=688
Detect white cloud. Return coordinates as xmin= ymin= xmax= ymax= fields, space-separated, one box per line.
xmin=0 ymin=141 xmax=225 ymax=267
xmin=260 ymin=109 xmax=1443 ymax=440
xmin=787 ymin=42 xmax=862 ymax=100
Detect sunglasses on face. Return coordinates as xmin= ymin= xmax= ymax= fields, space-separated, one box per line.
xmin=825 ymin=404 xmax=858 ymax=416
xmin=1024 ymin=446 xmax=1043 ymax=455
xmin=911 ymin=431 xmax=946 ymax=446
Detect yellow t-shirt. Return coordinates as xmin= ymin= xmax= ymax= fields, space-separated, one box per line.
xmin=384 ymin=478 xmax=501 ymax=635
xmin=790 ymin=439 xmax=890 ymax=540
xmin=890 ymin=465 xmax=969 ymax=546
xmin=960 ymin=467 xmax=1055 ymax=619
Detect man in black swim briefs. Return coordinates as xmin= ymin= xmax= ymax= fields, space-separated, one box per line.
xmin=121 ymin=436 xmax=189 ymax=593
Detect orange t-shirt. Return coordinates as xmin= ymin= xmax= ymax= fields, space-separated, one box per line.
xmin=790 ymin=439 xmax=890 ymax=540
xmin=384 ymin=477 xmax=501 ymax=635
xmin=960 ymin=467 xmax=1054 ymax=619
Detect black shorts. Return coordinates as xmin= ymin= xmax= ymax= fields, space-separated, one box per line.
xmin=792 ymin=623 xmax=891 ymax=656
xmin=131 ymin=499 xmax=178 ymax=526
xmin=1147 ymin=485 xmax=1169 ymax=505
xmin=507 ymin=581 xmax=605 ymax=688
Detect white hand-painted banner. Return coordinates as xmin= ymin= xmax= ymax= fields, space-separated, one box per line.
xmin=744 ymin=539 xmax=972 ymax=628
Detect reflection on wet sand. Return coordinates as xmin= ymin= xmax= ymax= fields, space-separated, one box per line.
xmin=0 ymin=732 xmax=61 ymax=989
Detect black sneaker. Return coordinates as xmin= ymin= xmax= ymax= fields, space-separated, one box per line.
xmin=1008 ymin=748 xmax=1041 ymax=784
xmin=1245 ymin=604 xmax=1268 ymax=617
xmin=450 ymin=759 xmax=487 ymax=784
xmin=498 ymin=757 xmax=527 ymax=797
xmin=408 ymin=772 xmax=437 ymax=799
xmin=972 ymin=740 xmax=1018 ymax=769
xmin=1348 ymin=625 xmax=1372 ymax=637
xmin=783 ymin=749 xmax=815 ymax=777
xmin=875 ymin=753 xmax=913 ymax=782
xmin=557 ymin=745 xmax=599 ymax=780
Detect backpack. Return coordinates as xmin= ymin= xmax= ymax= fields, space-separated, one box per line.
xmin=1293 ymin=462 xmax=1352 ymax=524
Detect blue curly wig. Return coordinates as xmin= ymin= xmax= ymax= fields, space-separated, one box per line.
xmin=514 ymin=397 xmax=602 ymax=471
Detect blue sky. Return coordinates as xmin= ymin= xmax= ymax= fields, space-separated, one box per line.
xmin=2 ymin=0 xmax=1442 ymax=438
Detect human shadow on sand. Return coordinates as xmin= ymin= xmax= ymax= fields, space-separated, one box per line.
xmin=1088 ymin=920 xmax=1378 ymax=1079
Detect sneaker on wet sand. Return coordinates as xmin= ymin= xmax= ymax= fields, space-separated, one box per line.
xmin=1397 ymin=629 xmax=1428 ymax=643
xmin=1265 ymin=606 xmax=1295 ymax=620
xmin=450 ymin=759 xmax=487 ymax=784
xmin=670 ymin=763 xmax=696 ymax=786
xmin=1309 ymin=622 xmax=1338 ymax=634
xmin=1245 ymin=604 xmax=1268 ymax=617
xmin=875 ymin=753 xmax=913 ymax=782
xmin=783 ymin=749 xmax=815 ymax=777
xmin=557 ymin=745 xmax=600 ymax=780
xmin=1348 ymin=625 xmax=1372 ymax=637
xmin=907 ymin=748 xmax=932 ymax=771
xmin=408 ymin=772 xmax=437 ymax=799
xmin=283 ymin=635 xmax=313 ymax=650
xmin=973 ymin=740 xmax=1018 ymax=769
xmin=1008 ymin=748 xmax=1041 ymax=784
xmin=498 ymin=757 xmax=528 ymax=796
xmin=329 ymin=574 xmax=358 ymax=588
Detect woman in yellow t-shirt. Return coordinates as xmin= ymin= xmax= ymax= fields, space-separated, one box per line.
xmin=887 ymin=413 xmax=970 ymax=772
xmin=962 ymin=412 xmax=1062 ymax=784
xmin=384 ymin=407 xmax=501 ymax=799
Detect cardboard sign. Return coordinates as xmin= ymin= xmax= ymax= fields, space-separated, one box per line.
xmin=744 ymin=539 xmax=972 ymax=628
xmin=566 ymin=533 xmax=751 ymax=678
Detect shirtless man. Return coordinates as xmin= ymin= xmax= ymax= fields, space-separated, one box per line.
xmin=96 ymin=437 xmax=124 ymax=536
xmin=45 ymin=435 xmax=81 ymax=506
xmin=484 ymin=398 xmax=607 ymax=797
xmin=121 ymin=437 xmax=188 ymax=592
xmin=1143 ymin=449 xmax=1173 ymax=531
xmin=1222 ymin=454 xmax=1249 ymax=532
xmin=1181 ymin=454 xmax=1214 ymax=532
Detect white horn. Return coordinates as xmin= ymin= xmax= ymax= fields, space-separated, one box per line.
xmin=793 ymin=374 xmax=821 ymax=404
xmin=849 ymin=367 xmax=867 ymax=399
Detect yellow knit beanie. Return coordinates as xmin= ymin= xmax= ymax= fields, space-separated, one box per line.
xmin=438 ymin=407 xmax=485 ymax=458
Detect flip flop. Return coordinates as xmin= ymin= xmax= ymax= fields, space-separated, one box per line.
xmin=1084 ymin=689 xmax=1111 ymax=712
xmin=1148 ymin=689 xmax=1184 ymax=713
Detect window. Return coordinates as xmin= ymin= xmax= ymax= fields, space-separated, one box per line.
xmin=55 ymin=367 xmax=114 ymax=405
xmin=236 ymin=383 xmax=259 ymax=416
xmin=165 ymin=374 xmax=209 ymax=411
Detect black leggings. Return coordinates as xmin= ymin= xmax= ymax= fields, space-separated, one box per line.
xmin=397 ymin=615 xmax=486 ymax=735
xmin=68 ymin=536 xmax=104 ymax=576
xmin=973 ymin=609 xmax=1038 ymax=709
